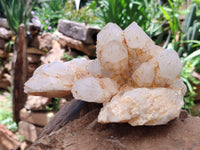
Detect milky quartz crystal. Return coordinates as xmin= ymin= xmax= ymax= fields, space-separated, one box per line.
xmin=24 ymin=22 xmax=186 ymax=126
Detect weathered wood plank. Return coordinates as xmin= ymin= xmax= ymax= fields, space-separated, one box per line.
xmin=12 ymin=24 xmax=28 ymax=123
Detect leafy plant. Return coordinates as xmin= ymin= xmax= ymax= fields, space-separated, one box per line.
xmin=46 ymin=98 xmax=68 ymax=112
xmin=0 ymin=0 xmax=11 ymax=17
xmin=181 ymin=49 xmax=200 ymax=112
xmin=63 ymin=53 xmax=74 ymax=61
xmin=92 ymin=0 xmax=151 ymax=30
xmin=65 ymin=0 xmax=99 ymax=27
xmin=145 ymin=0 xmax=167 ymax=45
xmin=35 ymin=0 xmax=99 ymax=32
xmin=159 ymin=0 xmax=184 ymax=51
xmin=0 ymin=90 xmax=18 ymax=132
xmin=4 ymin=40 xmax=15 ymax=52
xmin=34 ymin=0 xmax=67 ymax=32
xmin=89 ymin=0 xmax=166 ymax=45
xmin=179 ymin=4 xmax=200 ymax=56
xmin=0 ymin=0 xmax=36 ymax=34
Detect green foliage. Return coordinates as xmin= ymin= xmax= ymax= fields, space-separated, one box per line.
xmin=92 ymin=0 xmax=151 ymax=30
xmin=16 ymin=133 xmax=26 ymax=142
xmin=65 ymin=0 xmax=99 ymax=27
xmin=179 ymin=4 xmax=200 ymax=56
xmin=35 ymin=0 xmax=99 ymax=32
xmin=0 ymin=0 xmax=36 ymax=34
xmin=63 ymin=53 xmax=74 ymax=61
xmin=0 ymin=91 xmax=18 ymax=132
xmin=181 ymin=50 xmax=200 ymax=112
xmin=159 ymin=0 xmax=183 ymax=51
xmin=4 ymin=40 xmax=14 ymax=52
xmin=90 ymin=0 xmax=166 ymax=45
xmin=0 ymin=0 xmax=11 ymax=17
xmin=35 ymin=0 xmax=66 ymax=32
xmin=46 ymin=98 xmax=68 ymax=112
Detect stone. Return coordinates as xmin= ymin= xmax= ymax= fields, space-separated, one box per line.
xmin=28 ymin=23 xmax=42 ymax=36
xmin=0 ymin=49 xmax=8 ymax=58
xmin=0 ymin=18 xmax=9 ymax=29
xmin=24 ymin=22 xmax=186 ymax=126
xmin=27 ymin=47 xmax=46 ymax=55
xmin=30 ymin=12 xmax=44 ymax=32
xmin=38 ymin=32 xmax=53 ymax=51
xmin=20 ymin=141 xmax=32 ymax=150
xmin=4 ymin=60 xmax=12 ymax=72
xmin=0 ymin=78 xmax=10 ymax=90
xmin=54 ymin=31 xmax=96 ymax=57
xmin=27 ymin=109 xmax=200 ymax=150
xmin=0 ymin=124 xmax=20 ymax=150
xmin=40 ymin=48 xmax=65 ymax=64
xmin=3 ymin=73 xmax=11 ymax=83
xmin=25 ymin=95 xmax=51 ymax=111
xmin=58 ymin=19 xmax=100 ymax=44
xmin=40 ymin=40 xmax=64 ymax=64
xmin=0 ymin=39 xmax=6 ymax=49
xmin=27 ymin=54 xmax=41 ymax=64
xmin=0 ymin=66 xmax=4 ymax=79
xmin=28 ymin=64 xmax=39 ymax=74
xmin=0 ymin=28 xmax=12 ymax=40
xmin=29 ymin=36 xmax=39 ymax=49
xmin=191 ymin=102 xmax=200 ymax=116
xmin=18 ymin=121 xmax=43 ymax=143
xmin=20 ymin=108 xmax=55 ymax=126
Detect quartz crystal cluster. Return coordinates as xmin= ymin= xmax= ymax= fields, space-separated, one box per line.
xmin=24 ymin=22 xmax=186 ymax=126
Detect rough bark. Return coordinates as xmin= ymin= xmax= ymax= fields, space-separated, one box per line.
xmin=12 ymin=24 xmax=28 ymax=123
xmin=38 ymin=99 xmax=86 ymax=138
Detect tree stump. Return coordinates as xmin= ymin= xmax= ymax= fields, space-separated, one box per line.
xmin=12 ymin=24 xmax=28 ymax=123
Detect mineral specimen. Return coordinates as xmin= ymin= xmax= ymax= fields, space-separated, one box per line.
xmin=24 ymin=22 xmax=186 ymax=126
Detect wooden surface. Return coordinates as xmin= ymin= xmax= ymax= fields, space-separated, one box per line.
xmin=12 ymin=24 xmax=28 ymax=123
xmin=39 ymin=99 xmax=86 ymax=138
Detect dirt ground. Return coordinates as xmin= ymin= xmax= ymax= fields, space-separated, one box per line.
xmin=0 ymin=91 xmax=11 ymax=111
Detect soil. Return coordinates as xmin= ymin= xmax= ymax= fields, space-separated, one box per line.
xmin=0 ymin=91 xmax=11 ymax=111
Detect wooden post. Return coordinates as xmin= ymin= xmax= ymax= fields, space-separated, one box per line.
xmin=12 ymin=24 xmax=28 ymax=123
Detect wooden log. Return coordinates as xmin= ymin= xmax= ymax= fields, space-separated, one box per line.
xmin=39 ymin=99 xmax=86 ymax=138
xmin=11 ymin=24 xmax=28 ymax=123
xmin=55 ymin=31 xmax=96 ymax=57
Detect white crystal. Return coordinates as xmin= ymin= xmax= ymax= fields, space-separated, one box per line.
xmin=97 ymin=23 xmax=128 ymax=76
xmin=124 ymin=22 xmax=154 ymax=49
xmin=24 ymin=21 xmax=186 ymax=126
xmin=98 ymin=88 xmax=184 ymax=126
xmin=72 ymin=77 xmax=118 ymax=103
xmin=158 ymin=49 xmax=182 ymax=80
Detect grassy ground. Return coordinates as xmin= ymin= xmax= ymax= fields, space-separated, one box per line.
xmin=0 ymin=91 xmax=18 ymax=132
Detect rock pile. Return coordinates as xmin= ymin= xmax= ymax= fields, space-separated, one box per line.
xmin=0 ymin=124 xmax=20 ymax=150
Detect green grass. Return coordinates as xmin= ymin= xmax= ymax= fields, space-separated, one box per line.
xmin=0 ymin=90 xmax=18 ymax=132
